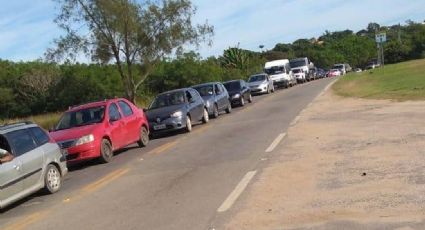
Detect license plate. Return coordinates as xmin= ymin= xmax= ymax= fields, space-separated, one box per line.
xmin=153 ymin=124 xmax=166 ymax=130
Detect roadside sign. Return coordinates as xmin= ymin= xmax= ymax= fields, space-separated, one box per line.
xmin=375 ymin=33 xmax=387 ymax=43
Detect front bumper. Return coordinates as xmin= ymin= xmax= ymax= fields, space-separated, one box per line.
xmin=149 ymin=116 xmax=187 ymax=134
xmin=64 ymin=141 xmax=100 ymax=163
xmin=272 ymin=79 xmax=288 ymax=87
xmin=250 ymin=86 xmax=268 ymax=94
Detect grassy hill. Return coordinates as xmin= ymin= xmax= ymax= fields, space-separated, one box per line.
xmin=333 ymin=59 xmax=425 ymax=101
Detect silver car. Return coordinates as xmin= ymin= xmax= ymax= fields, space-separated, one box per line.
xmin=247 ymin=74 xmax=275 ymax=94
xmin=0 ymin=122 xmax=67 ymax=209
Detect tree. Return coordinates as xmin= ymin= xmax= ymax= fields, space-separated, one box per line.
xmin=47 ymin=0 xmax=213 ymax=103
xmin=221 ymin=47 xmax=250 ymax=73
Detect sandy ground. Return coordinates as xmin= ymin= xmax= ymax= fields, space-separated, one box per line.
xmin=225 ymin=89 xmax=425 ymax=230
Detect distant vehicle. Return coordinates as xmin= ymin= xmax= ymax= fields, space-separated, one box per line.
xmin=290 ymin=57 xmax=315 ymax=81
xmin=223 ymin=80 xmax=252 ymax=107
xmin=264 ymin=59 xmax=297 ymax=88
xmin=333 ymin=63 xmax=352 ymax=75
xmin=247 ymin=73 xmax=275 ymax=94
xmin=146 ymin=88 xmax=208 ymax=134
xmin=316 ymin=68 xmax=327 ymax=78
xmin=50 ymin=98 xmax=149 ymax=164
xmin=365 ymin=63 xmax=380 ymax=70
xmin=354 ymin=68 xmax=363 ymax=73
xmin=0 ymin=122 xmax=67 ymax=209
xmin=192 ymin=82 xmax=232 ymax=118
xmin=328 ymin=69 xmax=342 ymax=77
xmin=292 ymin=68 xmax=306 ymax=83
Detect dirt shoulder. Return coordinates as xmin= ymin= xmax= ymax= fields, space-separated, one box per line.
xmin=225 ymin=88 xmax=425 ymax=230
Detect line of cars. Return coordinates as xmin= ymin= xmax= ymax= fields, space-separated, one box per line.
xmin=0 ymin=57 xmax=330 ymax=209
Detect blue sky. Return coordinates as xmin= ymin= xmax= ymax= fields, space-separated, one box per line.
xmin=0 ymin=0 xmax=424 ymax=61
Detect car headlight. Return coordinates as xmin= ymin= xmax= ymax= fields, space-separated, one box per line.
xmin=171 ymin=111 xmax=183 ymax=118
xmin=75 ymin=134 xmax=94 ymax=146
xmin=233 ymin=94 xmax=241 ymax=99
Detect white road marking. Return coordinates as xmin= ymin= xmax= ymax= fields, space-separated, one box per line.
xmin=217 ymin=171 xmax=257 ymax=213
xmin=265 ymin=132 xmax=287 ymax=153
xmin=290 ymin=114 xmax=302 ymax=126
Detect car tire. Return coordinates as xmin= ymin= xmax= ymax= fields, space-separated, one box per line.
xmin=99 ymin=139 xmax=113 ymax=163
xmin=225 ymin=103 xmax=232 ymax=114
xmin=248 ymin=94 xmax=253 ymax=103
xmin=240 ymin=97 xmax=245 ymax=106
xmin=44 ymin=164 xmax=62 ymax=194
xmin=212 ymin=104 xmax=219 ymax=118
xmin=137 ymin=126 xmax=149 ymax=147
xmin=202 ymin=108 xmax=209 ymax=124
xmin=185 ymin=115 xmax=192 ymax=132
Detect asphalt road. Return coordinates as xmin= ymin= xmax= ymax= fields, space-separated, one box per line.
xmin=0 ymin=77 xmax=334 ymax=230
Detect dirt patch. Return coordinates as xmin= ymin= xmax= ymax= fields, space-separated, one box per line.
xmin=224 ymin=90 xmax=425 ymax=230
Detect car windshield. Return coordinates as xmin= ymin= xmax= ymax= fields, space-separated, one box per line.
xmin=248 ymin=75 xmax=266 ymax=82
xmin=149 ymin=91 xmax=186 ymax=109
xmin=55 ymin=106 xmax=105 ymax=131
xmin=290 ymin=60 xmax=307 ymax=68
xmin=224 ymin=81 xmax=241 ymax=91
xmin=264 ymin=66 xmax=284 ymax=75
xmin=193 ymin=85 xmax=214 ymax=96
xmin=292 ymin=69 xmax=302 ymax=73
xmin=333 ymin=64 xmax=344 ymax=69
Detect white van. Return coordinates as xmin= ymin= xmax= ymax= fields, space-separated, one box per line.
xmin=264 ymin=60 xmax=297 ymax=88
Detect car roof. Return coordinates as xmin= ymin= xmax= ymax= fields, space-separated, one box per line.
xmin=0 ymin=122 xmax=39 ymax=135
xmin=192 ymin=82 xmax=221 ymax=88
xmin=157 ymin=88 xmax=190 ymax=96
xmin=223 ymin=80 xmax=242 ymax=84
xmin=68 ymin=98 xmax=127 ymax=111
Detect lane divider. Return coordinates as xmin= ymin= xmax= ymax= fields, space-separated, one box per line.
xmin=149 ymin=140 xmax=178 ymax=155
xmin=82 ymin=168 xmax=130 ymax=193
xmin=2 ymin=211 xmax=50 ymax=230
xmin=265 ymin=133 xmax=287 ymax=153
xmin=217 ymin=171 xmax=257 ymax=213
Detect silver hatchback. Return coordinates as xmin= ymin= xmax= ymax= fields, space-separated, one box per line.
xmin=0 ymin=122 xmax=67 ymax=209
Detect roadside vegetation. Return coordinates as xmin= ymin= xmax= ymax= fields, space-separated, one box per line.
xmin=1 ymin=2 xmax=424 ymax=124
xmin=333 ymin=59 xmax=425 ymax=101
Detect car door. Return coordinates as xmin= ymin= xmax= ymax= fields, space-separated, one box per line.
xmin=214 ymin=84 xmax=225 ymax=110
xmin=6 ymin=129 xmax=44 ymax=193
xmin=190 ymin=89 xmax=205 ymax=120
xmin=0 ymin=135 xmax=22 ymax=205
xmin=118 ymin=100 xmax=138 ymax=144
xmin=241 ymin=81 xmax=250 ymax=100
xmin=108 ymin=103 xmax=125 ymax=149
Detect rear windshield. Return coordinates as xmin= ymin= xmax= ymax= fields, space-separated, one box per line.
xmin=55 ymin=106 xmax=105 ymax=131
xmin=248 ymin=75 xmax=266 ymax=82
xmin=223 ymin=81 xmax=241 ymax=91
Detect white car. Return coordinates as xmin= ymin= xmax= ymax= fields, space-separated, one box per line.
xmin=292 ymin=68 xmax=306 ymax=83
xmin=247 ymin=74 xmax=275 ymax=94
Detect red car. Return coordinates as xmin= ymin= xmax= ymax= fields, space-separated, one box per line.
xmin=50 ymin=98 xmax=149 ymax=164
xmin=327 ymin=69 xmax=342 ymax=77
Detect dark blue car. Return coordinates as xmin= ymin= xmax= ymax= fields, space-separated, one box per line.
xmin=192 ymin=82 xmax=232 ymax=118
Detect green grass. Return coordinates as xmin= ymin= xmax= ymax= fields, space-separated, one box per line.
xmin=333 ymin=59 xmax=425 ymax=101
xmin=0 ymin=112 xmax=62 ymax=130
